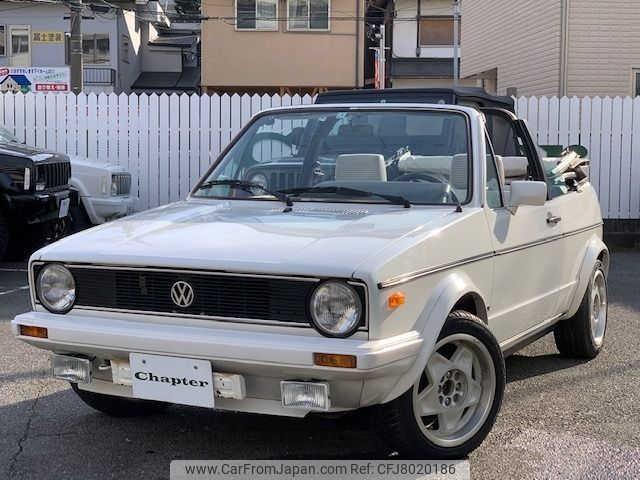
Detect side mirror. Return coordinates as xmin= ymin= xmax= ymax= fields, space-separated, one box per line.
xmin=507 ymin=181 xmax=547 ymax=212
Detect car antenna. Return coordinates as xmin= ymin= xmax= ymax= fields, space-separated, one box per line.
xmin=455 ymin=203 xmax=463 ymax=213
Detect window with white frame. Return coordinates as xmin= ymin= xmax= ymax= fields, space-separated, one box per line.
xmin=288 ymin=0 xmax=329 ymax=30
xmin=0 ymin=26 xmax=5 ymax=56
xmin=236 ymin=0 xmax=277 ymax=30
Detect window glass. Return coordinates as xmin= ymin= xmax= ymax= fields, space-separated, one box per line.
xmin=419 ymin=17 xmax=460 ymax=46
xmin=288 ymin=0 xmax=329 ymax=30
xmin=237 ymin=0 xmax=277 ymax=30
xmin=484 ymin=134 xmax=503 ymax=209
xmin=10 ymin=28 xmax=30 ymax=66
xmin=194 ymin=109 xmax=472 ymax=206
xmin=0 ymin=26 xmax=5 ymax=56
xmin=634 ymin=70 xmax=640 ymax=97
xmin=81 ymin=34 xmax=110 ymax=65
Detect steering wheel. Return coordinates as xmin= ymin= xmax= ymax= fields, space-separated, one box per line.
xmin=395 ymin=172 xmax=448 ymax=184
xmin=395 ymin=172 xmax=460 ymax=204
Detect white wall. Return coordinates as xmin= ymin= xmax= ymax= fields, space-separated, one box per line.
xmin=117 ymin=10 xmax=143 ymax=94
xmin=461 ymin=0 xmax=562 ymax=96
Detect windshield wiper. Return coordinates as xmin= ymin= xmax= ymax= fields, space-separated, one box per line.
xmin=198 ymin=179 xmax=294 ymax=207
xmin=281 ymin=186 xmax=411 ymax=208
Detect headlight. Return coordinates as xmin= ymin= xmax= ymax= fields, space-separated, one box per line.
xmin=248 ymin=172 xmax=268 ymax=188
xmin=37 ymin=264 xmax=76 ymax=313
xmin=309 ymin=280 xmax=362 ymax=337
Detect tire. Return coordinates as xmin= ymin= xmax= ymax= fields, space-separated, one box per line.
xmin=71 ymin=383 xmax=171 ymax=417
xmin=554 ymin=260 xmax=607 ymax=359
xmin=68 ymin=204 xmax=93 ymax=234
xmin=0 ymin=214 xmax=9 ymax=260
xmin=376 ymin=311 xmax=505 ymax=459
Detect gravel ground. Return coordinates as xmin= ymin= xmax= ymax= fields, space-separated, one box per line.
xmin=0 ymin=253 xmax=639 ymax=480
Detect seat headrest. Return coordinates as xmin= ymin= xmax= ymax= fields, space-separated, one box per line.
xmin=502 ymin=156 xmax=529 ymax=178
xmin=335 ymin=154 xmax=387 ymax=182
xmin=337 ymin=124 xmax=374 ymax=137
xmin=449 ymin=154 xmax=469 ymax=190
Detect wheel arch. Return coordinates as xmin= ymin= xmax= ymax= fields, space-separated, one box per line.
xmin=381 ymin=272 xmax=489 ymax=404
xmin=566 ymin=236 xmax=609 ymax=319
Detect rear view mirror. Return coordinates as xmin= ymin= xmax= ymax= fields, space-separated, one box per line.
xmin=508 ymin=181 xmax=547 ymax=212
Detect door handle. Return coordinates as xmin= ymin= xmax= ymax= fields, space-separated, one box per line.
xmin=546 ymin=215 xmax=562 ymax=225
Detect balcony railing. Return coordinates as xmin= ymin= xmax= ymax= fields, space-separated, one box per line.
xmin=83 ymin=67 xmax=116 ymax=86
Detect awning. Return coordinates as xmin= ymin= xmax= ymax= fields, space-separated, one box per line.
xmin=130 ymin=67 xmax=200 ymax=92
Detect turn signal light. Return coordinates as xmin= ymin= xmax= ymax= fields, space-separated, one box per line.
xmin=388 ymin=292 xmax=406 ymax=309
xmin=313 ymin=353 xmax=357 ymax=369
xmin=19 ymin=325 xmax=48 ymax=338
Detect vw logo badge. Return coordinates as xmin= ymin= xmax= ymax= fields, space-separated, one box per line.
xmin=171 ymin=281 xmax=194 ymax=308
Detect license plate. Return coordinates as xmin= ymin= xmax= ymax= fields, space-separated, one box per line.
xmin=130 ymin=353 xmax=215 ymax=408
xmin=59 ymin=198 xmax=70 ymax=218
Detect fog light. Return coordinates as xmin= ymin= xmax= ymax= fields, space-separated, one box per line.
xmin=281 ymin=381 xmax=330 ymax=411
xmin=51 ymin=354 xmax=91 ymax=384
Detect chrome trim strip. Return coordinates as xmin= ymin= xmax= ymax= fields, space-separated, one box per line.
xmin=377 ymin=222 xmax=603 ymax=289
xmin=71 ymin=306 xmax=369 ymax=332
xmin=65 ymin=263 xmax=323 ymax=283
xmin=494 ymin=234 xmax=564 ymax=256
xmin=377 ymin=252 xmax=495 ymax=289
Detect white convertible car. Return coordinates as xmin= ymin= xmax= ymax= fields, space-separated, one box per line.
xmin=13 ymin=89 xmax=608 ymax=459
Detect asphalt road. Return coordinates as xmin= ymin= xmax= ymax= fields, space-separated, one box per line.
xmin=1 ymin=254 xmax=639 ymax=480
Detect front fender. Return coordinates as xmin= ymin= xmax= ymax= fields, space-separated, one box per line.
xmin=70 ymin=175 xmax=102 ymax=224
xmin=378 ymin=272 xmax=488 ymax=404
xmin=565 ymin=235 xmax=608 ymax=319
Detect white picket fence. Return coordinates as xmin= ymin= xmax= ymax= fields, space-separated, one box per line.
xmin=0 ymin=92 xmax=639 ymax=219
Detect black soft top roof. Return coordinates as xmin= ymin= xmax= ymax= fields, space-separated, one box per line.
xmin=315 ymin=87 xmax=515 ymax=112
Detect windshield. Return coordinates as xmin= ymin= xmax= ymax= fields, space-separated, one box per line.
xmin=193 ymin=108 xmax=471 ymax=205
xmin=0 ymin=125 xmax=20 ymax=144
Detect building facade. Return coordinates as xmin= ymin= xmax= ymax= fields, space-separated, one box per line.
xmin=0 ymin=2 xmax=143 ymax=93
xmin=461 ymin=0 xmax=640 ymax=97
xmin=389 ymin=0 xmax=475 ymax=88
xmin=200 ymin=0 xmax=365 ymax=94
xmin=0 ymin=1 xmax=200 ymax=94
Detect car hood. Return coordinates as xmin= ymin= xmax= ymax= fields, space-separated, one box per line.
xmin=0 ymin=142 xmax=70 ymax=163
xmin=36 ymin=200 xmax=456 ymax=278
xmin=68 ymin=155 xmax=128 ymax=173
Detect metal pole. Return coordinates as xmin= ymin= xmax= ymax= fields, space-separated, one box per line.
xmin=453 ymin=0 xmax=460 ymax=87
xmin=379 ymin=24 xmax=386 ymax=89
xmin=69 ymin=0 xmax=83 ymax=94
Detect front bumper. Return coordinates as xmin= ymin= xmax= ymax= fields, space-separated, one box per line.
xmin=12 ymin=312 xmax=422 ymax=415
xmin=84 ymin=195 xmax=137 ymax=224
xmin=4 ymin=189 xmax=71 ymax=226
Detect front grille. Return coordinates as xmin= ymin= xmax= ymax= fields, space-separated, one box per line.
xmin=36 ymin=161 xmax=71 ymax=190
xmin=268 ymin=171 xmax=300 ymax=190
xmin=112 ymin=173 xmax=131 ymax=196
xmin=61 ymin=266 xmax=367 ymax=327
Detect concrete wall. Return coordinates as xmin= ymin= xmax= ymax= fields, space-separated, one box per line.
xmin=566 ymin=0 xmax=640 ymax=97
xmin=201 ymin=0 xmax=364 ymax=90
xmin=460 ymin=0 xmax=562 ymax=96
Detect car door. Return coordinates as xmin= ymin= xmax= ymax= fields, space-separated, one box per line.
xmin=540 ymin=154 xmax=604 ymax=315
xmin=482 ymin=110 xmax=565 ymax=345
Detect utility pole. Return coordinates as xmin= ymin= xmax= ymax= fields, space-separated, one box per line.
xmin=378 ymin=24 xmax=386 ymax=89
xmin=68 ymin=0 xmax=83 ymax=94
xmin=452 ymin=0 xmax=460 ymax=87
